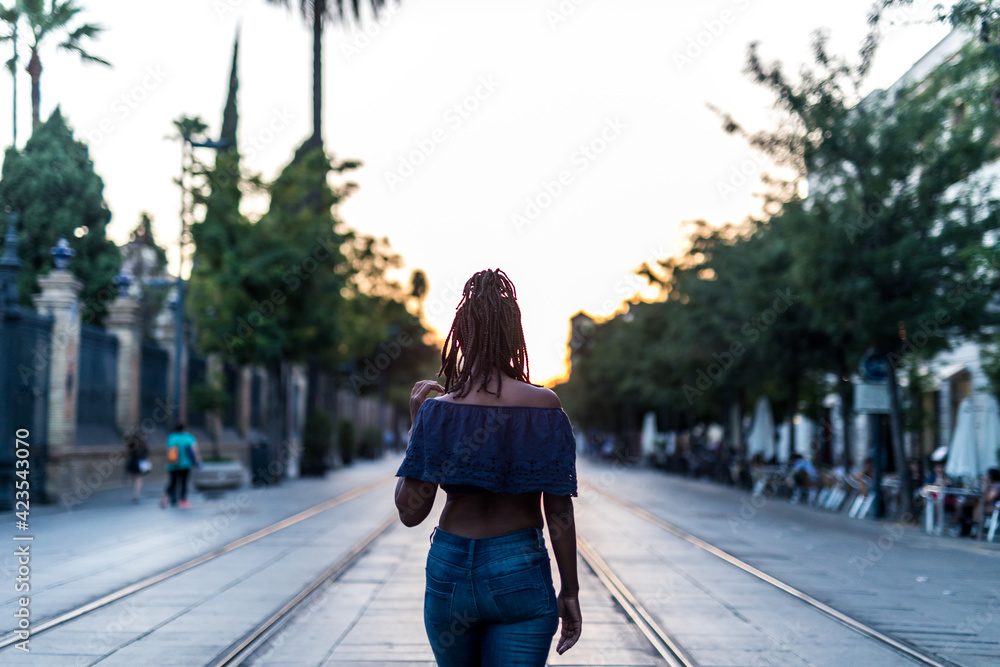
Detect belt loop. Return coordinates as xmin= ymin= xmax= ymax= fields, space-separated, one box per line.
xmin=536 ymin=527 xmax=544 ymax=550
xmin=429 ymin=526 xmax=437 ymax=545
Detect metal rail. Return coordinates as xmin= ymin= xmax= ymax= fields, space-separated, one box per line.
xmin=577 ymin=535 xmax=698 ymax=667
xmin=0 ymin=475 xmax=394 ymax=649
xmin=583 ymin=481 xmax=961 ymax=667
xmin=209 ymin=513 xmax=398 ymax=666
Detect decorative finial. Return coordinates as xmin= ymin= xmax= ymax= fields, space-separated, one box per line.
xmin=113 ymin=270 xmax=133 ymax=296
xmin=51 ymin=238 xmax=75 ymax=271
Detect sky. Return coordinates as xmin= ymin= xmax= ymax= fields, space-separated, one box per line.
xmin=0 ymin=0 xmax=953 ymax=385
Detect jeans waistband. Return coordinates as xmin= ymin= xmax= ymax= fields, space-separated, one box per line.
xmin=430 ymin=526 xmax=545 ymax=554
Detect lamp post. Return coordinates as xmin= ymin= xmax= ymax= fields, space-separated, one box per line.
xmin=172 ymin=133 xmax=232 ymax=423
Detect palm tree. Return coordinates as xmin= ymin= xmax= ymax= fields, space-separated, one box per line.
xmin=265 ymin=0 xmax=391 ymax=149
xmin=0 ymin=2 xmax=21 ymax=146
xmin=21 ymin=0 xmax=109 ymax=129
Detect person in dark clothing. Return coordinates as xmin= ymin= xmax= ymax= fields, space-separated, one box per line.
xmin=124 ymin=430 xmax=149 ymax=503
xmin=395 ymin=269 xmax=581 ymax=666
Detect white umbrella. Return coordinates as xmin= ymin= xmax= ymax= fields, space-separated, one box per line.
xmin=777 ymin=416 xmax=815 ymax=464
xmin=795 ymin=416 xmax=815 ymax=458
xmin=777 ymin=423 xmax=791 ymax=464
xmin=747 ymin=397 xmax=775 ymax=461
xmin=641 ymin=412 xmax=657 ymax=457
xmin=946 ymin=398 xmax=979 ymax=479
xmin=981 ymin=396 xmax=1000 ymax=472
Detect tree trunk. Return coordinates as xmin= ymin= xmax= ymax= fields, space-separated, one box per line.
xmin=311 ymin=0 xmax=324 ymax=148
xmin=837 ymin=347 xmax=853 ymax=469
xmin=265 ymin=361 xmax=288 ymax=484
xmin=887 ymin=362 xmax=913 ymax=519
xmin=11 ymin=21 xmax=18 ymax=145
xmin=26 ymin=49 xmax=41 ymax=130
xmin=788 ymin=372 xmax=799 ymax=460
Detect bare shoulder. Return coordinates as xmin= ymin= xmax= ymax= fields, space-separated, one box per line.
xmin=514 ymin=382 xmax=562 ymax=408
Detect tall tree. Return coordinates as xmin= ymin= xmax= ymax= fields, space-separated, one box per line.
xmin=20 ymin=0 xmax=109 ymax=130
xmin=0 ymin=107 xmax=120 ymax=322
xmin=264 ymin=0 xmax=391 ymax=148
xmin=717 ymin=27 xmax=1000 ymax=515
xmin=0 ymin=2 xmax=21 ymax=146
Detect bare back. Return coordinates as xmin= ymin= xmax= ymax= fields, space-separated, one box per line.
xmin=433 ymin=377 xmax=562 ymax=538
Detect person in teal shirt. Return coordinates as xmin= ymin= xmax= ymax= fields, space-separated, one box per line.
xmin=160 ymin=423 xmax=200 ymax=509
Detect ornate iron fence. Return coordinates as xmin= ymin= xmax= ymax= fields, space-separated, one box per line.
xmin=0 ymin=309 xmax=52 ymax=507
xmin=187 ymin=353 xmax=207 ymax=428
xmin=78 ymin=324 xmax=118 ymax=430
xmin=140 ymin=342 xmax=169 ymax=427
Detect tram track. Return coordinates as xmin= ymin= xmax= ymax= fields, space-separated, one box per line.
xmin=583 ymin=480 xmax=963 ymax=667
xmin=577 ymin=534 xmax=697 ymax=667
xmin=0 ymin=469 xmax=964 ymax=665
xmin=207 ymin=513 xmax=398 ymax=666
xmin=0 ymin=475 xmax=394 ymax=651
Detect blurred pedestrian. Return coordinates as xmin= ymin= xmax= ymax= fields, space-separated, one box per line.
xmin=972 ymin=468 xmax=1000 ymax=530
xmin=788 ymin=453 xmax=818 ymax=503
xmin=124 ymin=431 xmax=150 ymax=503
xmin=160 ymin=423 xmax=200 ymax=509
xmin=394 ymin=268 xmax=581 ymax=666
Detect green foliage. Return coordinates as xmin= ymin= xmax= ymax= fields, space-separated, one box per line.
xmin=563 ymin=23 xmax=1000 ymax=485
xmin=982 ymin=338 xmax=1000 ymax=401
xmin=0 ymin=108 xmax=120 ymax=323
xmin=358 ymin=426 xmax=382 ymax=459
xmin=189 ymin=381 xmax=230 ymax=414
xmin=188 ymin=141 xmax=351 ymax=367
xmin=337 ymin=418 xmax=356 ymax=465
xmin=301 ymin=407 xmax=333 ymax=475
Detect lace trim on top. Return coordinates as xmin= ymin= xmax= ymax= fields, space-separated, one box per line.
xmin=396 ymin=400 xmax=578 ymax=496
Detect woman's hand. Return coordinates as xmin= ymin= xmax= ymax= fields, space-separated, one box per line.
xmin=410 ymin=380 xmax=445 ymax=424
xmin=556 ymin=595 xmax=582 ymax=654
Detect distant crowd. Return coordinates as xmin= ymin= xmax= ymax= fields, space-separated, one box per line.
xmin=580 ymin=428 xmax=1000 ymax=538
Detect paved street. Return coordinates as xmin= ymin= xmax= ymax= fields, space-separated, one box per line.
xmin=0 ymin=455 xmax=996 ymax=665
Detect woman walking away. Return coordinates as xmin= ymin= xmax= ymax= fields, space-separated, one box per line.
xmin=395 ymin=268 xmax=582 ymax=666
xmin=124 ymin=431 xmax=150 ymax=503
xmin=160 ymin=423 xmax=200 ymax=509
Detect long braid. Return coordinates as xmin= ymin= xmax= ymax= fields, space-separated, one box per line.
xmin=439 ymin=268 xmax=530 ymax=398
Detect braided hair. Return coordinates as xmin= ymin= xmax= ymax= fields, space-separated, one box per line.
xmin=439 ymin=268 xmax=530 ymax=398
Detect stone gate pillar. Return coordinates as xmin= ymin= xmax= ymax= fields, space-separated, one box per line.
xmin=106 ymin=295 xmax=141 ymax=433
xmin=32 ymin=270 xmax=83 ymax=457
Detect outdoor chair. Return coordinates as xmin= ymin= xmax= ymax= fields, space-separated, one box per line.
xmin=848 ymin=478 xmax=874 ymax=519
xmin=841 ymin=475 xmax=862 ymax=515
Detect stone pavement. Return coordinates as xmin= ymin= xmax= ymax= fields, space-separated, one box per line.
xmin=1 ymin=454 xmax=997 ymax=666
xmin=254 ymin=506 xmax=666 ymax=667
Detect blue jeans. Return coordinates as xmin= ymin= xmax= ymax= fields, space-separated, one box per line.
xmin=424 ymin=526 xmax=559 ymax=667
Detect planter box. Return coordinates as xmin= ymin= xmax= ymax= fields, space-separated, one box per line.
xmin=193 ymin=460 xmax=249 ymax=491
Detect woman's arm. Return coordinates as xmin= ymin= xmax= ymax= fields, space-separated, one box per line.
xmin=543 ymin=492 xmax=581 ymax=653
xmin=394 ymin=477 xmax=438 ymax=527
xmin=394 ymin=379 xmax=447 ymax=527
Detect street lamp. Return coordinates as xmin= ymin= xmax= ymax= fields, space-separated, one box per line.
xmin=172 ymin=133 xmax=232 ymax=423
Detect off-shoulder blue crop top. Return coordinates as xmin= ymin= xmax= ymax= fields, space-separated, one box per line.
xmin=396 ymin=400 xmax=577 ymax=496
